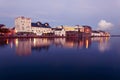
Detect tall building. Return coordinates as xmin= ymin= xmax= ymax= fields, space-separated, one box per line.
xmin=15 ymin=16 xmax=31 ymax=32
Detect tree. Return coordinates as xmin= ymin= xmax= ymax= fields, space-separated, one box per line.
xmin=0 ymin=28 xmax=10 ymax=34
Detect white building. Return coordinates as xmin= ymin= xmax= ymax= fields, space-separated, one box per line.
xmin=31 ymin=22 xmax=52 ymax=36
xmin=31 ymin=27 xmax=52 ymax=36
xmin=52 ymin=28 xmax=66 ymax=36
xmin=56 ymin=25 xmax=84 ymax=32
xmin=92 ymin=31 xmax=101 ymax=37
xmin=15 ymin=16 xmax=31 ymax=32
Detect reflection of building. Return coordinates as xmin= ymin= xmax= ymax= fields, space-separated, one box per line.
xmin=83 ymin=38 xmax=91 ymax=49
xmin=31 ymin=38 xmax=52 ymax=47
xmin=15 ymin=16 xmax=31 ymax=32
xmin=54 ymin=38 xmax=66 ymax=47
xmin=53 ymin=38 xmax=91 ymax=49
xmin=15 ymin=39 xmax=31 ymax=56
xmin=31 ymin=38 xmax=52 ymax=51
xmin=92 ymin=37 xmax=110 ymax=52
xmin=0 ymin=39 xmax=8 ymax=46
xmin=13 ymin=38 xmax=53 ymax=56
xmin=99 ymin=37 xmax=110 ymax=52
xmin=4 ymin=37 xmax=110 ymax=56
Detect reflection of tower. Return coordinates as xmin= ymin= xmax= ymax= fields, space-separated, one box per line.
xmin=15 ymin=39 xmax=31 ymax=56
xmin=84 ymin=38 xmax=91 ymax=49
xmin=78 ymin=38 xmax=84 ymax=49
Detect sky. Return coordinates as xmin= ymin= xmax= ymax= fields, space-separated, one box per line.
xmin=0 ymin=0 xmax=120 ymax=34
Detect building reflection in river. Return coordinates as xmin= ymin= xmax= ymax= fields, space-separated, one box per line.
xmin=91 ymin=37 xmax=110 ymax=52
xmin=1 ymin=37 xmax=110 ymax=56
xmin=54 ymin=38 xmax=91 ymax=49
xmin=31 ymin=38 xmax=52 ymax=52
xmin=15 ymin=38 xmax=31 ymax=56
xmin=13 ymin=38 xmax=53 ymax=56
xmin=0 ymin=39 xmax=8 ymax=47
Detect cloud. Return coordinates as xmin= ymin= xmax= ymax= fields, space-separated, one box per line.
xmin=97 ymin=20 xmax=114 ymax=30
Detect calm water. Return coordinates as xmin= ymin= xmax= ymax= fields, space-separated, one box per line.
xmin=0 ymin=37 xmax=120 ymax=80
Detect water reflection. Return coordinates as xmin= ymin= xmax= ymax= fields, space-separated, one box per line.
xmin=0 ymin=39 xmax=8 ymax=47
xmin=0 ymin=37 xmax=110 ymax=56
xmin=15 ymin=38 xmax=31 ymax=56
xmin=31 ymin=38 xmax=52 ymax=52
xmin=91 ymin=37 xmax=110 ymax=52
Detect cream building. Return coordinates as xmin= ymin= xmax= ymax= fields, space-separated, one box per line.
xmin=56 ymin=25 xmax=84 ymax=32
xmin=52 ymin=28 xmax=66 ymax=36
xmin=31 ymin=27 xmax=52 ymax=36
xmin=15 ymin=16 xmax=31 ymax=32
xmin=31 ymin=22 xmax=52 ymax=36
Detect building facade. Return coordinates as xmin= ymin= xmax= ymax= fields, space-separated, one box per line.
xmin=31 ymin=22 xmax=52 ymax=36
xmin=52 ymin=28 xmax=66 ymax=37
xmin=15 ymin=16 xmax=31 ymax=33
xmin=83 ymin=26 xmax=92 ymax=37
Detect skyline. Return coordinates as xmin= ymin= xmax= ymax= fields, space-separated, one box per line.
xmin=0 ymin=0 xmax=120 ymax=34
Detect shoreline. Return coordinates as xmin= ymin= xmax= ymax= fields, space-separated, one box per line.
xmin=0 ymin=36 xmax=111 ymax=39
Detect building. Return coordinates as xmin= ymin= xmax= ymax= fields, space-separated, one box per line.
xmin=56 ymin=25 xmax=84 ymax=37
xmin=31 ymin=22 xmax=52 ymax=36
xmin=66 ymin=31 xmax=79 ymax=38
xmin=52 ymin=28 xmax=66 ymax=37
xmin=0 ymin=24 xmax=11 ymax=36
xmin=92 ymin=31 xmax=101 ymax=37
xmin=15 ymin=16 xmax=31 ymax=33
xmin=83 ymin=25 xmax=92 ymax=37
xmin=92 ymin=30 xmax=110 ymax=37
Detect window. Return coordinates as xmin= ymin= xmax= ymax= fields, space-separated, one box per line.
xmin=22 ymin=27 xmax=24 ymax=30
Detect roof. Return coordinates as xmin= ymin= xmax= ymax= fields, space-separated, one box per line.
xmin=31 ymin=22 xmax=51 ymax=28
xmin=82 ymin=25 xmax=92 ymax=29
xmin=52 ymin=28 xmax=63 ymax=31
xmin=92 ymin=31 xmax=100 ymax=33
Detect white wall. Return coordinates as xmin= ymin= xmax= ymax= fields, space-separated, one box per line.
xmin=15 ymin=16 xmax=31 ymax=32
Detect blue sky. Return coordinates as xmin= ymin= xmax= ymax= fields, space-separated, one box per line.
xmin=0 ymin=0 xmax=120 ymax=34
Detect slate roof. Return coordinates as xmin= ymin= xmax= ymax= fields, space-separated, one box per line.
xmin=31 ymin=22 xmax=51 ymax=28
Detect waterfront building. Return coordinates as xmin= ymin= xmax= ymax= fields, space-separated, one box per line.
xmin=0 ymin=24 xmax=11 ymax=36
xmin=83 ymin=25 xmax=92 ymax=37
xmin=56 ymin=25 xmax=84 ymax=37
xmin=65 ymin=31 xmax=78 ymax=37
xmin=92 ymin=30 xmax=110 ymax=37
xmin=92 ymin=31 xmax=101 ymax=37
xmin=31 ymin=22 xmax=52 ymax=36
xmin=15 ymin=16 xmax=31 ymax=33
xmin=52 ymin=28 xmax=66 ymax=37
xmin=74 ymin=25 xmax=84 ymax=32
